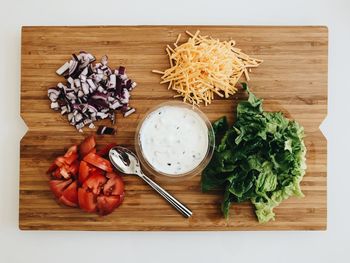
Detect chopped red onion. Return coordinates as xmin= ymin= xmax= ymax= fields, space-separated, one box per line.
xmin=48 ymin=87 xmax=60 ymax=95
xmin=83 ymin=119 xmax=93 ymax=125
xmin=61 ymin=106 xmax=68 ymax=115
xmin=87 ymin=105 xmax=98 ymax=113
xmin=50 ymin=101 xmax=60 ymax=110
xmin=80 ymin=67 xmax=88 ymax=77
xmin=66 ymin=92 xmax=77 ymax=100
xmin=120 ymin=74 xmax=128 ymax=81
xmin=94 ymin=63 xmax=102 ymax=69
xmin=110 ymin=100 xmax=122 ymax=110
xmin=67 ymin=113 xmax=74 ymax=122
xmin=96 ymin=112 xmax=108 ymax=119
xmin=56 ymin=62 xmax=70 ymax=75
xmin=120 ymin=89 xmax=130 ymax=104
xmin=118 ymin=66 xmax=125 ymax=75
xmin=48 ymin=92 xmax=59 ymax=102
xmin=131 ymin=82 xmax=137 ymax=90
xmin=74 ymin=79 xmax=81 ymax=88
xmin=68 ymin=60 xmax=79 ymax=75
xmin=76 ymin=122 xmax=84 ymax=131
xmin=82 ymin=83 xmax=90 ymax=95
xmin=77 ymin=90 xmax=84 ymax=98
xmin=57 ymin=82 xmax=66 ymax=89
xmin=91 ymin=92 xmax=108 ymax=101
xmin=72 ymin=54 xmax=79 ymax=61
xmin=75 ymin=113 xmax=83 ymax=123
xmin=97 ymin=85 xmax=104 ymax=93
xmin=97 ymin=126 xmax=116 ymax=135
xmin=109 ymin=74 xmax=116 ymax=89
xmin=101 ymin=55 xmax=108 ymax=66
xmin=123 ymin=107 xmax=135 ymax=117
xmin=100 ymin=108 xmax=110 ymax=113
xmin=87 ymin=79 xmax=97 ymax=91
xmin=67 ymin=77 xmax=74 ymax=85
xmin=48 ymin=52 xmax=137 ymax=132
xmin=110 ymin=112 xmax=115 ymax=125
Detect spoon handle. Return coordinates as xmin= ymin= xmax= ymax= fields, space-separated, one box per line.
xmin=139 ymin=172 xmax=193 ymax=218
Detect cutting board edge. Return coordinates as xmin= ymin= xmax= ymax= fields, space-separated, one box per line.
xmin=19 ymin=25 xmax=328 ymax=231
xmin=21 ymin=25 xmax=329 ymax=30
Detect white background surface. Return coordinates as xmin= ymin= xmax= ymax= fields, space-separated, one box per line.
xmin=1 ymin=0 xmax=349 ymax=262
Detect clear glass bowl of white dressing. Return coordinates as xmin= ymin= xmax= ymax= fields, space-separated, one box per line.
xmin=135 ymin=101 xmax=215 ymax=180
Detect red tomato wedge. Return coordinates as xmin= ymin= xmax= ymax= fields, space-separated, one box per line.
xmin=59 ymin=181 xmax=78 ymax=207
xmin=54 ymin=156 xmax=66 ymax=168
xmin=49 ymin=179 xmax=72 ymax=199
xmin=104 ymin=172 xmax=124 ymax=196
xmin=83 ymin=152 xmax=113 ymax=173
xmin=83 ymin=171 xmax=107 ymax=195
xmin=52 ymin=167 xmax=62 ymax=179
xmin=64 ymin=145 xmax=78 ymax=156
xmin=79 ymin=135 xmax=96 ymax=158
xmin=47 ymin=162 xmax=58 ymax=174
xmin=78 ymin=161 xmax=90 ymax=184
xmin=63 ymin=145 xmax=79 ymax=165
xmin=97 ymin=143 xmax=117 ymax=158
xmin=89 ymin=148 xmax=97 ymax=154
xmin=68 ymin=160 xmax=80 ymax=178
xmin=59 ymin=166 xmax=70 ymax=179
xmin=78 ymin=188 xmax=97 ymax=213
xmin=96 ymin=195 xmax=121 ymax=216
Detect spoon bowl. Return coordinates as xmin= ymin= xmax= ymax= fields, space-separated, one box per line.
xmin=109 ymin=146 xmax=141 ymax=175
xmin=109 ymin=146 xmax=193 ymax=218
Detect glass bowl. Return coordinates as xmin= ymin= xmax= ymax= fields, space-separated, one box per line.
xmin=134 ymin=101 xmax=215 ymax=181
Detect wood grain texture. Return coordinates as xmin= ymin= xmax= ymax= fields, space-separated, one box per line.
xmin=19 ymin=26 xmax=328 ymax=231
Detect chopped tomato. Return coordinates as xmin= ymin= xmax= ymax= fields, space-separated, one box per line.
xmin=68 ymin=160 xmax=80 ymax=178
xmin=52 ymin=168 xmax=62 ymax=179
xmin=78 ymin=188 xmax=96 ymax=213
xmin=60 ymin=196 xmax=77 ymax=207
xmin=78 ymin=161 xmax=90 ymax=184
xmin=97 ymin=143 xmax=117 ymax=158
xmin=83 ymin=171 xmax=107 ymax=195
xmin=59 ymin=166 xmax=70 ymax=179
xmin=96 ymin=195 xmax=121 ymax=216
xmin=119 ymin=193 xmax=125 ymax=204
xmin=89 ymin=148 xmax=97 ymax=154
xmin=49 ymin=179 xmax=72 ymax=199
xmin=59 ymin=181 xmax=78 ymax=207
xmin=90 ymin=166 xmax=104 ymax=174
xmin=79 ymin=135 xmax=96 ymax=158
xmin=48 ymin=136 xmax=125 ymax=215
xmin=104 ymin=172 xmax=124 ymax=196
xmin=83 ymin=152 xmax=113 ymax=173
xmin=54 ymin=156 xmax=66 ymax=167
xmin=63 ymin=145 xmax=79 ymax=165
xmin=47 ymin=162 xmax=58 ymax=174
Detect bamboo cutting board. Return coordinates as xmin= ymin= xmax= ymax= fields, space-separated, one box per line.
xmin=20 ymin=26 xmax=327 ymax=230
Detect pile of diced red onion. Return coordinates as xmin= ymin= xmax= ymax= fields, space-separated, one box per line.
xmin=48 ymin=52 xmax=137 ymax=132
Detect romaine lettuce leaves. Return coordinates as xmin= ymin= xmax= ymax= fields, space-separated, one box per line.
xmin=202 ymin=84 xmax=307 ymax=223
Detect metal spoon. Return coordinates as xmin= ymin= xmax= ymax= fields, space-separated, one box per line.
xmin=109 ymin=146 xmax=193 ymax=218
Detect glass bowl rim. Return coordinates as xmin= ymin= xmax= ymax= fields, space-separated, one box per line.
xmin=134 ymin=100 xmax=215 ymax=180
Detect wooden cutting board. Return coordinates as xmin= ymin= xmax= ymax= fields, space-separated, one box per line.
xmin=20 ymin=26 xmax=327 ymax=230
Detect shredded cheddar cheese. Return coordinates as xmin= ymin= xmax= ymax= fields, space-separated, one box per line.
xmin=152 ymin=30 xmax=263 ymax=106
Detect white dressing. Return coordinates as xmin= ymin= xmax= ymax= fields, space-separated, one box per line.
xmin=139 ymin=105 xmax=208 ymax=175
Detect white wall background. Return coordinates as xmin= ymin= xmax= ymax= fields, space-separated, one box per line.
xmin=0 ymin=0 xmax=349 ymax=262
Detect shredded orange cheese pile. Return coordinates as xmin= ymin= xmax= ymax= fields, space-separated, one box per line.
xmin=152 ymin=30 xmax=263 ymax=106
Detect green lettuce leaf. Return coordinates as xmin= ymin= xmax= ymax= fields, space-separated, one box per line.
xmin=202 ymin=84 xmax=307 ymax=223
